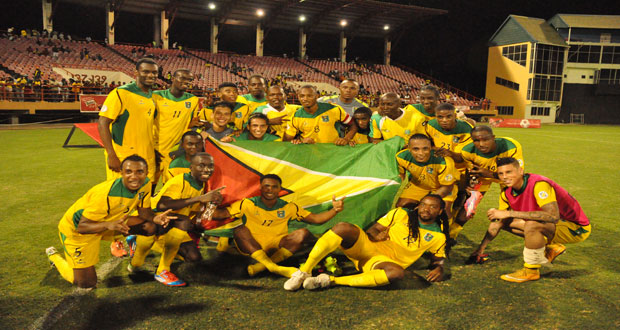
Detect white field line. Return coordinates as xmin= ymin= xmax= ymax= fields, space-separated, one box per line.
xmin=29 ymin=256 xmax=124 ymax=330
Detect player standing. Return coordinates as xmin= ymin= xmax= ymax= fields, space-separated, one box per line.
xmin=283 ymin=85 xmax=357 ymax=145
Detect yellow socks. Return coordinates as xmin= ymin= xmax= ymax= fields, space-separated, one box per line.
xmin=449 ymin=223 xmax=464 ymax=239
xmin=332 ymin=269 xmax=390 ymax=287
xmin=49 ymin=254 xmax=74 ymax=284
xmin=248 ymin=248 xmax=293 ymax=276
xmin=131 ymin=235 xmax=156 ymax=267
xmin=250 ymin=250 xmax=297 ymax=278
xmin=157 ymin=228 xmax=187 ymax=274
xmin=300 ymin=230 xmax=342 ymax=274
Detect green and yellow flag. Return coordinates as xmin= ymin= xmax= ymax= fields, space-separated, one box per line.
xmin=203 ymin=137 xmax=404 ymax=236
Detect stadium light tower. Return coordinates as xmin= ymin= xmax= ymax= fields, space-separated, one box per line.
xmin=383 ymin=24 xmax=390 ymax=31
xmin=340 ymin=19 xmax=347 ymax=27
xmin=299 ymin=15 xmax=306 ymax=22
xmin=256 ymin=9 xmax=265 ymax=17
xmin=208 ymin=2 xmax=216 ymax=10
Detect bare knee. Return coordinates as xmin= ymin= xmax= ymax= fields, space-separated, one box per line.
xmin=523 ymin=220 xmax=544 ymax=236
xmin=381 ymin=265 xmax=405 ymax=283
xmin=330 ymin=222 xmax=357 ymax=237
xmin=179 ymin=242 xmax=202 ymax=262
xmin=74 ymin=267 xmax=97 ymax=289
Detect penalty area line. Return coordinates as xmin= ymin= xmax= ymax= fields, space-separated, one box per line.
xmin=28 ymin=256 xmax=124 ymax=330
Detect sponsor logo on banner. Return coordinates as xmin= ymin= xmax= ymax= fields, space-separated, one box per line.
xmin=79 ymin=94 xmax=108 ymax=113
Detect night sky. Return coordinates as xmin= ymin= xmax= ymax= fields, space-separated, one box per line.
xmin=3 ymin=0 xmax=618 ymax=96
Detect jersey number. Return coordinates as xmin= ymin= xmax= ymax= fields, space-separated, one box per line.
xmin=173 ymin=110 xmax=182 ymax=118
xmin=313 ymin=126 xmax=320 ymax=133
xmin=261 ymin=220 xmax=274 ymax=226
xmin=439 ymin=142 xmax=451 ymax=150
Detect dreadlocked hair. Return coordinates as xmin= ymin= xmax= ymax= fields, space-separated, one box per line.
xmin=403 ymin=194 xmax=452 ymax=256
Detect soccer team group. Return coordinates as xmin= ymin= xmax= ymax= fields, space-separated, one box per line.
xmin=46 ymin=57 xmax=591 ymax=291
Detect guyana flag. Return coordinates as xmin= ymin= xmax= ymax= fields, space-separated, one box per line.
xmin=203 ymin=137 xmax=404 ymax=236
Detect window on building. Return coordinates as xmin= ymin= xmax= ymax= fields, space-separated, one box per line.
xmin=502 ymin=44 xmax=527 ymax=66
xmin=496 ymin=106 xmax=514 ymax=115
xmin=495 ymin=77 xmax=520 ymax=91
xmin=530 ymin=106 xmax=551 ymax=116
xmin=527 ymin=76 xmax=562 ymax=101
xmin=602 ymin=46 xmax=620 ymax=64
xmin=568 ymin=45 xmax=601 ymax=63
xmin=599 ymin=69 xmax=620 ymax=85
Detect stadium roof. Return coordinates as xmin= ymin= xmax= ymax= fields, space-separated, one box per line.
xmin=547 ymin=14 xmax=620 ymax=30
xmin=59 ymin=0 xmax=447 ymax=38
xmin=489 ymin=15 xmax=567 ymax=47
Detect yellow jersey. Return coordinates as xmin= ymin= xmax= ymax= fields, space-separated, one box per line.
xmin=152 ymin=173 xmax=204 ymax=217
xmin=285 ymin=102 xmax=352 ymax=143
xmin=58 ymin=178 xmax=152 ymax=236
xmin=376 ymin=207 xmax=446 ymax=267
xmin=241 ymin=93 xmax=268 ymax=114
xmin=163 ymin=154 xmax=191 ymax=184
xmin=424 ymin=119 xmax=473 ymax=153
xmin=152 ymin=89 xmax=200 ymax=158
xmin=369 ymin=107 xmax=426 ymax=141
xmin=252 ymin=103 xmax=300 ymax=138
xmin=198 ymin=101 xmax=250 ymax=130
xmin=99 ymin=82 xmax=157 ymax=167
xmin=460 ymin=137 xmax=524 ymax=191
xmin=227 ymin=196 xmax=311 ymax=238
xmin=396 ymin=149 xmax=459 ymax=191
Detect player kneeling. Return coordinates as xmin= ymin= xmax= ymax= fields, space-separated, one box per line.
xmin=46 ymin=155 xmax=175 ymax=289
xmin=127 ymin=152 xmax=223 ymax=286
xmin=284 ymin=194 xmax=449 ymax=291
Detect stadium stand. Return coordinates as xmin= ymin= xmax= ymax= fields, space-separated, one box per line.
xmin=0 ymin=32 xmax=480 ymax=107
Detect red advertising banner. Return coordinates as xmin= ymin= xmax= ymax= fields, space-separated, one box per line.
xmin=79 ymin=94 xmax=108 ymax=113
xmin=488 ymin=117 xmax=541 ymax=128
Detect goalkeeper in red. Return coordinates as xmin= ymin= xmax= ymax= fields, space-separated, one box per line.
xmin=475 ymin=157 xmax=591 ymax=283
xmin=284 ymin=194 xmax=449 ymax=291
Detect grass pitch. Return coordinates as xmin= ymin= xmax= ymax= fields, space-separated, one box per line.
xmin=1 ymin=125 xmax=619 ymax=329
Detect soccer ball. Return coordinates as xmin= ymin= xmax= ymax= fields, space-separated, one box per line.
xmin=520 ymin=119 xmax=531 ymax=128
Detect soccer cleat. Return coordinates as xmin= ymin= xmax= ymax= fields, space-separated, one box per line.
xmin=464 ymin=190 xmax=483 ymax=218
xmin=465 ymin=253 xmax=489 ymax=265
xmin=127 ymin=262 xmax=143 ymax=273
xmin=110 ymin=240 xmax=127 ymax=258
xmin=323 ymin=256 xmax=342 ymax=276
xmin=154 ymin=270 xmax=187 ymax=287
xmin=545 ymin=243 xmax=566 ymax=263
xmin=125 ymin=235 xmax=137 ymax=258
xmin=46 ymin=246 xmax=58 ymax=267
xmin=303 ymin=274 xmax=332 ymax=290
xmin=500 ymin=268 xmax=540 ymax=283
xmin=283 ymin=270 xmax=310 ymax=291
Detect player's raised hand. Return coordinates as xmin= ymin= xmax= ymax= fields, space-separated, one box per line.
xmin=199 ymin=186 xmax=225 ymax=204
xmin=332 ymin=195 xmax=345 ymax=213
xmin=188 ymin=116 xmax=202 ymax=128
xmin=270 ymin=115 xmax=288 ymax=125
xmin=106 ymin=215 xmax=130 ymax=235
xmin=154 ymin=209 xmax=177 ymax=228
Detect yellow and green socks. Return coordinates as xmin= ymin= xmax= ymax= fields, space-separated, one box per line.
xmin=250 ymin=250 xmax=297 ymax=278
xmin=247 ymin=247 xmax=293 ymax=276
xmin=299 ymin=230 xmax=343 ymax=274
xmin=332 ymin=269 xmax=390 ymax=287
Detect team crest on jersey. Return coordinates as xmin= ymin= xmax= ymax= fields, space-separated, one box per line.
xmin=321 ymin=115 xmax=329 ymax=122
xmin=445 ymin=174 xmax=454 ymax=181
xmin=277 ymin=210 xmax=285 ymax=218
xmin=453 ymin=136 xmax=460 ymax=143
xmin=100 ymin=105 xmax=108 ymax=112
xmin=427 ymin=168 xmax=434 ymax=174
xmin=405 ymin=129 xmax=411 ymax=135
xmin=138 ymin=192 xmax=146 ymax=199
xmin=538 ymin=191 xmax=549 ymax=199
xmin=185 ymin=101 xmax=191 ymax=109
xmin=424 ymin=232 xmax=434 ymax=241
xmin=235 ymin=112 xmax=242 ymax=118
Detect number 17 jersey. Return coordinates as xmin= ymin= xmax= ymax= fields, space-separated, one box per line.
xmin=227 ymin=196 xmax=311 ymax=237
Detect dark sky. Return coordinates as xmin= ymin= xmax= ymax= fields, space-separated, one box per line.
xmin=3 ymin=0 xmax=619 ymax=96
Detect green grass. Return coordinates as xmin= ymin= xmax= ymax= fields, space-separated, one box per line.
xmin=1 ymin=125 xmax=619 ymax=329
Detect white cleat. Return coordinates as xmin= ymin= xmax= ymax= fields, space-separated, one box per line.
xmin=303 ymin=273 xmax=332 ymax=290
xmin=283 ymin=270 xmax=310 ymax=291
